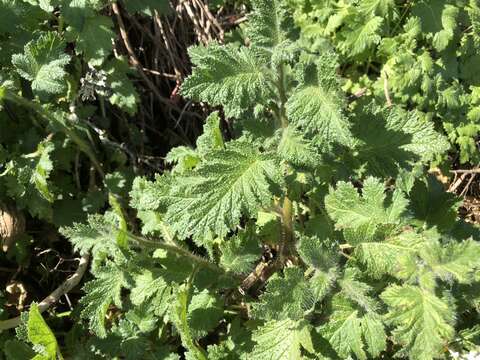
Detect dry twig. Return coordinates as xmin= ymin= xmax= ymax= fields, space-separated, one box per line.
xmin=0 ymin=254 xmax=90 ymax=332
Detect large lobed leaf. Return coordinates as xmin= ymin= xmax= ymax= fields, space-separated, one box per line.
xmin=381 ymin=285 xmax=455 ymax=360
xmin=165 ymin=141 xmax=281 ymax=244
xmin=348 ymin=105 xmax=450 ymax=178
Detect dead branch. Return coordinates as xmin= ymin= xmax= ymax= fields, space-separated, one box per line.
xmin=0 ymin=254 xmax=90 ymax=332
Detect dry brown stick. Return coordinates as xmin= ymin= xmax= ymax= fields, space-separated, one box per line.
xmin=112 ymin=2 xmax=175 ymax=108
xmin=182 ymin=1 xmax=209 ymax=43
xmin=461 ymin=173 xmax=477 ymax=197
xmin=142 ymin=68 xmax=178 ymax=79
xmin=239 ymin=261 xmax=278 ymax=294
xmin=0 ymin=254 xmax=90 ymax=332
xmin=449 ymin=172 xmax=469 ymax=193
xmin=451 ymin=169 xmax=480 ymax=174
xmin=154 ymin=11 xmax=182 ymax=80
xmin=194 ymin=0 xmax=224 ymax=41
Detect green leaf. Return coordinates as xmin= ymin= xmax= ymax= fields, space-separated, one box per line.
xmin=0 ymin=0 xmax=30 ymax=34
xmin=286 ymin=53 xmax=352 ymax=148
xmin=130 ymin=174 xmax=175 ymax=212
xmin=2 ymin=138 xmax=56 ymax=219
xmin=165 ymin=146 xmax=200 ymax=174
xmin=181 ymin=44 xmax=270 ymax=118
xmin=27 ymin=303 xmax=61 ymax=360
xmin=348 ymin=106 xmax=450 ymax=177
xmin=219 ymin=223 xmax=262 ymax=274
xmin=246 ymin=0 xmax=296 ymax=51
xmin=80 ymin=263 xmax=127 ymax=338
xmin=12 ymin=32 xmax=70 ymax=98
xmin=249 ymin=319 xmax=314 ymax=360
xmin=339 ymin=268 xmax=379 ymax=313
xmin=70 ymin=15 xmax=114 ymax=65
xmin=3 ymin=340 xmax=36 ymax=359
xmin=60 ymin=214 xmax=123 ymax=267
xmin=165 ymin=141 xmax=281 ymax=243
xmin=252 ymin=267 xmax=315 ymax=321
xmin=188 ymin=289 xmax=224 ymax=340
xmin=277 ymin=126 xmax=322 ymax=169
xmin=338 ymin=17 xmax=383 ymax=57
xmin=122 ymin=0 xmax=170 ymax=16
xmin=297 ymin=235 xmax=338 ymax=302
xmin=196 ymin=111 xmax=224 ymax=155
xmin=381 ymin=285 xmax=455 ymax=360
xmin=103 ymin=57 xmax=139 ymax=114
xmin=130 ymin=269 xmax=167 ymax=305
xmin=409 ymin=176 xmax=462 ymax=232
xmin=319 ymin=295 xmax=386 ymax=360
xmin=135 ymin=210 xmax=164 ymax=235
xmin=31 ymin=140 xmax=54 ymax=202
xmin=355 ymin=230 xmax=425 ymax=278
xmin=420 ymin=238 xmax=480 ymax=284
xmin=325 ymin=177 xmax=407 ymax=239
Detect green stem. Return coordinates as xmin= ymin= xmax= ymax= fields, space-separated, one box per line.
xmin=275 ymin=61 xmax=296 ymax=262
xmin=277 ymin=63 xmax=288 ymax=128
xmin=279 ymin=196 xmax=294 ymax=261
xmin=3 ymin=90 xmax=105 ymax=179
xmin=126 ymin=231 xmax=239 ymax=279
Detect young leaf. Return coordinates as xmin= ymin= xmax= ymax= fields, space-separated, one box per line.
xmin=252 ymin=267 xmax=315 ymax=321
xmin=103 ymin=58 xmax=140 ymax=115
xmin=187 ymin=289 xmax=224 ymax=340
xmin=181 ymin=44 xmax=271 ymax=118
xmin=70 ymin=15 xmax=115 ymax=66
xmin=286 ymin=54 xmax=352 ymax=148
xmin=196 ymin=111 xmax=224 ymax=155
xmin=219 ymin=223 xmax=262 ymax=274
xmin=246 ymin=0 xmax=296 ymax=51
xmin=60 ymin=214 xmax=122 ymax=261
xmin=170 ymin=285 xmax=208 ymax=360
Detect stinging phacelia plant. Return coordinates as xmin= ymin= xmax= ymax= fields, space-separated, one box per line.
xmin=58 ymin=0 xmax=480 ymax=359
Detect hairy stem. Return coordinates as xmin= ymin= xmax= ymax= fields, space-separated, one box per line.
xmin=277 ymin=63 xmax=288 ymax=128
xmin=126 ymin=231 xmax=240 ymax=279
xmin=275 ymin=61 xmax=296 ymax=262
xmin=279 ymin=196 xmax=294 ymax=261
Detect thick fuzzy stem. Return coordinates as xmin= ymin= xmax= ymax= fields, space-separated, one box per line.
xmin=280 ymin=196 xmax=294 ymax=262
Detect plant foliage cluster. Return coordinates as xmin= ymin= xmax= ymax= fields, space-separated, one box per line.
xmin=287 ymin=0 xmax=480 ymax=164
xmin=0 ymin=0 xmax=480 ymax=359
